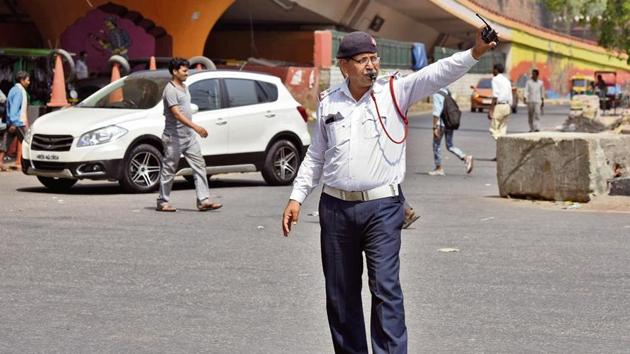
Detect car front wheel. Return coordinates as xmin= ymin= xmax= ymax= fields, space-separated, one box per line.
xmin=262 ymin=139 xmax=300 ymax=186
xmin=37 ymin=176 xmax=77 ymax=192
xmin=120 ymin=144 xmax=163 ymax=193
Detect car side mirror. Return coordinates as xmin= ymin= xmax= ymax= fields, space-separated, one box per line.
xmin=190 ymin=103 xmax=199 ymax=114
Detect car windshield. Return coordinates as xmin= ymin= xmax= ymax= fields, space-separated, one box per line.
xmin=78 ymin=76 xmax=170 ymax=109
xmin=477 ymin=79 xmax=492 ymax=89
xmin=572 ymin=79 xmax=587 ymax=86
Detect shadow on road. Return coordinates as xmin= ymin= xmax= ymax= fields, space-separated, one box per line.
xmin=16 ymin=177 xmax=269 ymax=195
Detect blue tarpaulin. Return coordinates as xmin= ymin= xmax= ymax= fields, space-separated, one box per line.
xmin=411 ymin=43 xmax=428 ymax=71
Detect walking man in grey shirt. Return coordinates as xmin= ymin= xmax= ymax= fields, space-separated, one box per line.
xmin=156 ymin=58 xmax=222 ymax=212
xmin=524 ymin=69 xmax=545 ymax=132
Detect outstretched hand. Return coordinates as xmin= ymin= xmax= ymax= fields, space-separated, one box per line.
xmin=472 ymin=26 xmax=498 ymax=60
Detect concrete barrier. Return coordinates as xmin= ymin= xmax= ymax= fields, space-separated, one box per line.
xmin=497 ymin=132 xmax=630 ymax=202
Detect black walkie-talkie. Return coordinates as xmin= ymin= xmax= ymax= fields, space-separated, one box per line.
xmin=476 ymin=13 xmax=499 ymax=47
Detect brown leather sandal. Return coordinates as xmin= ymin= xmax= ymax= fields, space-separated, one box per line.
xmin=156 ymin=202 xmax=177 ymax=212
xmin=197 ymin=200 xmax=222 ymax=211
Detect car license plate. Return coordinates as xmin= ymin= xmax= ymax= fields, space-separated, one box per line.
xmin=482 ymin=99 xmax=492 ymax=104
xmin=36 ymin=153 xmax=60 ymax=161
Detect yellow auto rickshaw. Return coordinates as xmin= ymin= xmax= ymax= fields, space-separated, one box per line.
xmin=570 ymin=75 xmax=595 ymax=98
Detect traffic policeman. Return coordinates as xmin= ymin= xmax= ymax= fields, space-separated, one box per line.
xmin=282 ymin=29 xmax=497 ymax=354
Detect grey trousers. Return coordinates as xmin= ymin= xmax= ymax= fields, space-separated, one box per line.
xmin=527 ymin=102 xmax=541 ymax=132
xmin=158 ymin=133 xmax=209 ymax=204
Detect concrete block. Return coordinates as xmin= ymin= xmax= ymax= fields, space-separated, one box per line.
xmin=619 ymin=124 xmax=630 ymax=135
xmin=497 ymin=132 xmax=630 ymax=202
xmin=569 ymin=95 xmax=599 ymax=120
xmin=609 ymin=177 xmax=630 ymax=196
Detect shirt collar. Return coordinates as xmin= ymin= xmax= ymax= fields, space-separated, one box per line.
xmin=340 ymin=78 xmax=382 ymax=102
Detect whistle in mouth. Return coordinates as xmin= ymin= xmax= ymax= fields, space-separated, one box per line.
xmin=368 ymin=72 xmax=377 ymax=83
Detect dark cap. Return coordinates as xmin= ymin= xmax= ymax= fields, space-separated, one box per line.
xmin=336 ymin=31 xmax=377 ymax=59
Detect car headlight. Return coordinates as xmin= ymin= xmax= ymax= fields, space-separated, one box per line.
xmin=23 ymin=127 xmax=33 ymax=144
xmin=77 ymin=125 xmax=128 ymax=147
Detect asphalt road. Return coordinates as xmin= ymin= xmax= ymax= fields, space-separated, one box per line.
xmin=1 ymin=104 xmax=629 ymax=353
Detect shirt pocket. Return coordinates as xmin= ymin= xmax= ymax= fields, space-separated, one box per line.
xmin=326 ymin=120 xmax=350 ymax=147
xmin=161 ymin=133 xmax=171 ymax=145
xmin=361 ymin=115 xmax=380 ymax=139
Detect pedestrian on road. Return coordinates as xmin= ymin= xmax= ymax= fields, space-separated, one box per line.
xmin=596 ymin=74 xmax=607 ymax=98
xmin=156 ymin=58 xmax=222 ymax=212
xmin=0 ymin=88 xmax=6 ymax=126
xmin=0 ymin=71 xmax=30 ymax=172
xmin=428 ymin=87 xmax=473 ymax=176
xmin=282 ymin=29 xmax=496 ymax=354
xmin=75 ymin=51 xmax=89 ymax=80
xmin=488 ymin=63 xmax=513 ymax=150
xmin=524 ymin=69 xmax=545 ymax=132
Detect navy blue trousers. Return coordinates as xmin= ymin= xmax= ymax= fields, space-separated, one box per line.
xmin=319 ymin=192 xmax=407 ymax=354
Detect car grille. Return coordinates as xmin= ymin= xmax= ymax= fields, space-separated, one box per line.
xmin=32 ymin=161 xmax=66 ymax=171
xmin=31 ymin=134 xmax=74 ymax=152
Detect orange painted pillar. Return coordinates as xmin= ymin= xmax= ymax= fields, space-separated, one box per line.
xmin=314 ymin=30 xmax=333 ymax=69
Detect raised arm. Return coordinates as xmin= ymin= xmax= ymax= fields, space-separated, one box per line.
xmin=396 ymin=27 xmax=497 ymax=111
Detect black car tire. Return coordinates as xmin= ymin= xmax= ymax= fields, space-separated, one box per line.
xmin=262 ymin=139 xmax=300 ymax=186
xmin=37 ymin=176 xmax=77 ymax=192
xmin=120 ymin=144 xmax=163 ymax=193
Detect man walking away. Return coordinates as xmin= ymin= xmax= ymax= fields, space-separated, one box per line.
xmin=428 ymin=87 xmax=473 ymax=176
xmin=75 ymin=51 xmax=89 ymax=80
xmin=524 ymin=69 xmax=545 ymax=132
xmin=488 ymin=63 xmax=512 ymax=146
xmin=0 ymin=71 xmax=30 ymax=171
xmin=156 ymin=58 xmax=222 ymax=212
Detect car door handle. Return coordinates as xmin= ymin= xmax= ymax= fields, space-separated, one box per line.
xmin=265 ymin=111 xmax=276 ymax=118
xmin=216 ymin=119 xmax=227 ymax=126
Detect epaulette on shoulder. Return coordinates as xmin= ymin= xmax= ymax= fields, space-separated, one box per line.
xmin=318 ymin=87 xmax=340 ymax=102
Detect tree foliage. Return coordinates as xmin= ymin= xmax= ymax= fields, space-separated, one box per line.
xmin=542 ymin=0 xmax=630 ymax=63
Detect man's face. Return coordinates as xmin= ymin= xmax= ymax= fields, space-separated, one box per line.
xmin=340 ymin=52 xmax=380 ymax=89
xmin=532 ymin=71 xmax=538 ymax=80
xmin=173 ymin=66 xmax=188 ymax=82
xmin=20 ymin=77 xmax=30 ymax=88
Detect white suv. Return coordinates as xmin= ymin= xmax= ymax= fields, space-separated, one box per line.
xmin=21 ymin=70 xmax=311 ymax=192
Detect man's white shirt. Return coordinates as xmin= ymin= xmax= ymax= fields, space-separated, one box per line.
xmin=76 ymin=60 xmax=89 ymax=80
xmin=289 ymin=49 xmax=478 ymax=203
xmin=525 ymin=79 xmax=545 ymax=103
xmin=491 ymin=74 xmax=513 ymax=105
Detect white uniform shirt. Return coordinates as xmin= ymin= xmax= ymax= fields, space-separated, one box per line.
xmin=491 ymin=73 xmax=513 ymax=105
xmin=524 ymin=79 xmax=544 ymax=103
xmin=76 ymin=59 xmax=89 ymax=80
xmin=289 ymin=49 xmax=478 ymax=203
